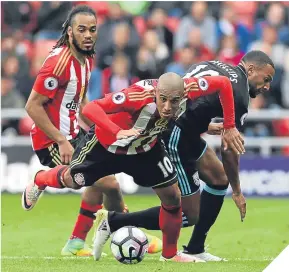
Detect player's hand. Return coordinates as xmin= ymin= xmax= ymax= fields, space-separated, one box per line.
xmin=222 ymin=127 xmax=245 ymax=155
xmin=116 ymin=128 xmax=141 ymax=140
xmin=58 ymin=139 xmax=74 ymax=165
xmin=207 ymin=123 xmax=224 ymax=135
xmin=232 ymin=192 xmax=246 ymax=222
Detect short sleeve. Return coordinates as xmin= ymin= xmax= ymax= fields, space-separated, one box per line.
xmin=32 ymin=60 xmax=60 ymax=99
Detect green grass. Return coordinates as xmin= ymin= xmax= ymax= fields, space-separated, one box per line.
xmin=2 ymin=194 xmax=289 ymax=272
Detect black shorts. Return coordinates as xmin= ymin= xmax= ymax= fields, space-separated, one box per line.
xmin=70 ymin=131 xmax=177 ymax=189
xmin=34 ymin=128 xmax=86 ymax=168
xmin=162 ymin=124 xmax=207 ymax=196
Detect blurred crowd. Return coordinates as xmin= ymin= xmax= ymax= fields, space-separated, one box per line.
xmin=1 ymin=1 xmax=289 ymax=154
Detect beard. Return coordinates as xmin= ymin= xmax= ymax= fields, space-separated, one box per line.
xmin=72 ymin=33 xmax=95 ymax=57
xmin=248 ymin=82 xmax=260 ymax=98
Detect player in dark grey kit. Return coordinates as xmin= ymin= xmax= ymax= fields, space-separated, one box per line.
xmin=162 ymin=50 xmax=275 ymax=261
xmin=99 ymin=50 xmax=275 ymax=261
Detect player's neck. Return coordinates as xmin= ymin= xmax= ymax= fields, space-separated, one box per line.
xmin=238 ymin=61 xmax=248 ymax=76
xmin=69 ymin=44 xmax=86 ymax=66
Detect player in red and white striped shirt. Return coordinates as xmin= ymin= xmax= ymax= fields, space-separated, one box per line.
xmin=29 ymin=72 xmax=244 ymax=262
xmin=22 ymin=5 xmax=131 ymax=257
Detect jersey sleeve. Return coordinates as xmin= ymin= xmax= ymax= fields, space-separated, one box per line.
xmin=235 ymin=110 xmax=248 ymax=130
xmin=32 ymin=54 xmax=65 ymax=99
xmin=185 ymin=76 xmax=236 ymax=129
xmin=82 ymin=84 xmax=154 ymax=135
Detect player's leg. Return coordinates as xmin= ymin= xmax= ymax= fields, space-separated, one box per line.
xmin=61 ymin=175 xmax=127 ymax=256
xmin=61 ymin=186 xmax=104 ymax=256
xmin=184 ymin=145 xmax=228 ymax=261
xmin=92 ymin=143 xmax=202 ymax=262
xmin=22 ymin=144 xmax=63 ymax=210
xmin=24 ymin=130 xmax=100 ymax=191
xmin=152 ymin=183 xmax=184 ymax=260
xmin=96 ymin=125 xmax=202 ymax=233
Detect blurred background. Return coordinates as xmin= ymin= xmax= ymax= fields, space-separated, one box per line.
xmin=1 ymin=1 xmax=289 ymax=196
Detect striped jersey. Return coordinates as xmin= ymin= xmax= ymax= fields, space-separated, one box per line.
xmin=82 ymin=76 xmax=235 ymax=155
xmin=30 ymin=45 xmax=92 ymax=150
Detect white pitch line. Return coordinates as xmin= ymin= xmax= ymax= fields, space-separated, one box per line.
xmin=1 ymin=256 xmax=274 ymax=261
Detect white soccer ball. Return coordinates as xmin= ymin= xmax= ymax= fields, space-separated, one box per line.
xmin=110 ymin=226 xmax=149 ymax=264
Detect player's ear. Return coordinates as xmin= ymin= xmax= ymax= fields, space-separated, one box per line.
xmin=247 ymin=64 xmax=255 ymax=77
xmin=67 ymin=26 xmax=73 ymax=38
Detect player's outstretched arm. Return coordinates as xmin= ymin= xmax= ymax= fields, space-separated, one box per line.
xmin=186 ymin=76 xmax=245 ymax=154
xmin=25 ymin=91 xmax=74 ymax=164
xmin=221 ymin=146 xmax=246 ymax=222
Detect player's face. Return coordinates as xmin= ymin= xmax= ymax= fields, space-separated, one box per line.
xmin=68 ymin=13 xmax=97 ymax=56
xmin=155 ymin=88 xmax=184 ymax=120
xmin=247 ymin=64 xmax=275 ymax=98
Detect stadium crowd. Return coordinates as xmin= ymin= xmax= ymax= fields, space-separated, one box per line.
xmin=1 ymin=1 xmax=289 ymax=153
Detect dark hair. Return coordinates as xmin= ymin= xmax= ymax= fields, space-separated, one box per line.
xmin=53 ymin=5 xmax=97 ymax=54
xmin=241 ymin=50 xmax=275 ymax=69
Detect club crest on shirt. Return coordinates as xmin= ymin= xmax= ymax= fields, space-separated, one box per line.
xmin=44 ymin=77 xmax=58 ymax=90
xmin=112 ymin=92 xmax=126 ymax=104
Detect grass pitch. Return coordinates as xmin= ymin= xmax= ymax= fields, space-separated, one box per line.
xmin=2 ymin=194 xmax=288 ymax=272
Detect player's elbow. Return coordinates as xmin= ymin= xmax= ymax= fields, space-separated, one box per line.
xmin=220 ymin=76 xmax=231 ymax=87
xmin=25 ymin=100 xmax=33 ymax=115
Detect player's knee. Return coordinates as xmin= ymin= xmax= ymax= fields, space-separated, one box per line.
xmin=70 ymin=182 xmax=82 ymax=190
xmin=165 ymin=187 xmax=181 ymax=207
xmin=210 ymin=170 xmax=228 ymax=186
xmin=99 ymin=176 xmax=121 ymax=195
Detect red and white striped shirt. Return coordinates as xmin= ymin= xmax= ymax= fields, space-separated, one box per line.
xmin=83 ymin=76 xmax=235 ymax=155
xmin=31 ymin=46 xmax=92 ymax=150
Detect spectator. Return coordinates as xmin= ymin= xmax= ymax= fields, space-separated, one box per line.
xmin=142 ymin=30 xmax=170 ymax=77
xmin=87 ymin=55 xmax=102 ymax=101
xmin=186 ymin=27 xmax=215 ymax=62
xmin=1 ymin=77 xmax=26 ymax=135
xmin=217 ymin=35 xmax=245 ymax=66
xmin=97 ymin=23 xmax=137 ymax=71
xmin=135 ymin=46 xmax=158 ymax=79
xmin=148 ymin=8 xmax=174 ymax=52
xmin=2 ymin=54 xmax=33 ymax=100
xmin=174 ymin=2 xmax=217 ymax=52
xmin=149 ymin=2 xmax=183 ymax=17
xmin=102 ymin=54 xmax=139 ymax=97
xmin=119 ymin=1 xmax=150 ymax=16
xmin=249 ymin=25 xmax=289 ymax=107
xmin=2 ymin=1 xmax=37 ymax=33
xmin=96 ymin=3 xmax=140 ymax=54
xmin=33 ymin=1 xmax=72 ymax=40
xmin=166 ymin=46 xmax=196 ymax=76
xmin=254 ymin=2 xmax=289 ymax=46
xmin=216 ymin=4 xmax=252 ymax=52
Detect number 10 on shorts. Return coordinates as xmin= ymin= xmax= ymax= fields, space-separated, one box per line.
xmin=157 ymin=157 xmax=174 ymax=178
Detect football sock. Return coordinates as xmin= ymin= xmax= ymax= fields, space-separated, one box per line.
xmin=159 ymin=203 xmax=182 ymax=258
xmin=71 ymin=201 xmax=102 ymax=241
xmin=185 ymin=184 xmax=228 ymax=254
xmin=108 ymin=206 xmax=190 ymax=232
xmin=34 ymin=165 xmax=67 ymax=189
xmin=108 ymin=206 xmax=161 ymax=232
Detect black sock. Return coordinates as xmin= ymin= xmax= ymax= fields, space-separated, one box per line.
xmin=185 ymin=184 xmax=228 ymax=254
xmin=109 ymin=206 xmax=191 ymax=233
xmin=108 ymin=206 xmax=161 ymax=232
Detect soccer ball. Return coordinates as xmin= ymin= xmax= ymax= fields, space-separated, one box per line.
xmin=110 ymin=226 xmax=149 ymax=264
